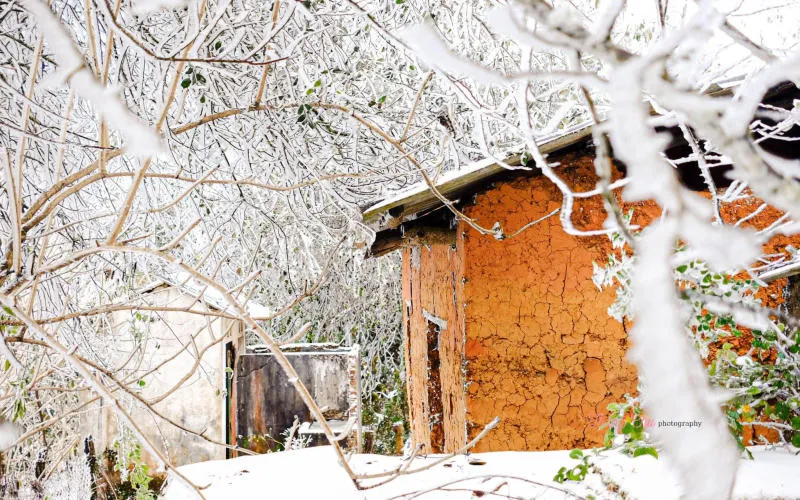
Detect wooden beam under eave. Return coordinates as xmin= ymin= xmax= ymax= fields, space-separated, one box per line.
xmin=368 ymin=225 xmax=456 ymax=258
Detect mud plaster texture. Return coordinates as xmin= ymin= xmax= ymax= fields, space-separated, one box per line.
xmin=400 ymin=150 xmax=800 ymax=453
xmin=460 ymin=153 xmax=644 ymax=452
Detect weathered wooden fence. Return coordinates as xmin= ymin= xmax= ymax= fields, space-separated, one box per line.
xmin=226 ymin=343 xmax=361 ymax=455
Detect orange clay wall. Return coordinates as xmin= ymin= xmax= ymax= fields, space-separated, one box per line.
xmin=459 ymin=152 xmax=647 ymax=452
xmin=400 ymin=150 xmax=799 ymax=453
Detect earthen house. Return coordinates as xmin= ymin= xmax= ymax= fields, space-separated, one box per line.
xmin=361 ymin=82 xmax=800 ymax=454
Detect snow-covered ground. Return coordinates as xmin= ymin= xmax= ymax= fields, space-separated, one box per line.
xmin=161 ymin=445 xmax=800 ymax=499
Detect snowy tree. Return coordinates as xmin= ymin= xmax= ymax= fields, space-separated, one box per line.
xmin=0 ymin=0 xmax=799 ymax=498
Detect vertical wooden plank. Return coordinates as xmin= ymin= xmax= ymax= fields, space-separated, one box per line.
xmin=226 ymin=319 xmax=244 ymax=458
xmin=347 ymin=346 xmax=363 ymax=451
xmin=401 ymin=246 xmax=413 ymax=432
xmin=225 ymin=341 xmax=236 ymax=458
xmin=403 ymin=243 xmax=467 ymax=454
xmin=407 ymin=247 xmax=432 ymax=452
xmin=439 ymin=243 xmax=467 ymax=452
xmin=400 ymin=248 xmax=414 ymax=452
xmin=427 ymin=245 xmax=449 ymax=454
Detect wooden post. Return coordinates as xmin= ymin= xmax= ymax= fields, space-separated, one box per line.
xmin=393 ymin=422 xmax=405 ymax=455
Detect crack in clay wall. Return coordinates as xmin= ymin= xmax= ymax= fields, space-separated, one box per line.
xmin=425 ymin=320 xmax=444 ymax=453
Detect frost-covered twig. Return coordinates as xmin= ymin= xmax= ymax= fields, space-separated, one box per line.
xmin=387 ymin=473 xmax=587 ymax=500
xmin=356 ymin=416 xmax=500 ymax=489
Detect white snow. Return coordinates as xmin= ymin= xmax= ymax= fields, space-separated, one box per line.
xmin=177 ymin=277 xmax=273 ymax=320
xmin=485 ymin=6 xmax=547 ymax=49
xmin=160 ymin=445 xmax=800 ymax=499
xmin=397 ymin=24 xmax=509 ymax=85
xmin=362 ymin=124 xmax=591 ymax=220
xmin=131 ymin=0 xmax=188 ymax=16
xmin=679 ymin=211 xmax=761 ymax=271
xmin=628 ymin=221 xmax=740 ymax=500
xmin=0 ymin=420 xmax=22 ymax=451
xmin=145 ymin=272 xmax=273 ymax=319
xmin=23 ymin=0 xmax=162 ymax=157
xmin=363 ymin=156 xmax=504 ymax=217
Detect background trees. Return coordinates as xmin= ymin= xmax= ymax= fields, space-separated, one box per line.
xmin=1 ymin=0 xmax=799 ymax=498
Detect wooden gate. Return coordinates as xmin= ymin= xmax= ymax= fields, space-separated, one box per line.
xmin=225 ymin=343 xmax=361 ymax=456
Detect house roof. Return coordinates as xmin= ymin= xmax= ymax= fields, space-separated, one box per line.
xmin=139 ymin=272 xmax=273 ymax=320
xmin=361 ymin=124 xmax=593 ymax=227
xmin=360 ymin=79 xmax=800 ymax=233
xmin=360 ymin=80 xmax=800 ymax=272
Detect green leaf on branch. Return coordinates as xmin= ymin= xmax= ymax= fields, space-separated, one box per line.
xmin=633 ymin=446 xmax=658 ymax=458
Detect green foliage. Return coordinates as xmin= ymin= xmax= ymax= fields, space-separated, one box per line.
xmin=361 ymin=371 xmax=408 ymax=454
xmin=12 ymin=397 xmax=26 ymax=422
xmin=297 ymin=104 xmax=317 ymax=128
xmin=553 ymin=449 xmax=590 ymax=483
xmin=8 ymin=366 xmax=33 ymax=422
xmin=181 ymin=66 xmax=206 ymax=88
xmin=181 ymin=66 xmax=208 ymax=103
xmin=602 ymin=395 xmax=658 ymax=458
xmin=111 ymin=437 xmax=158 ymax=500
xmin=594 ymin=213 xmax=800 ymax=450
xmin=714 ymin=337 xmax=800 ymax=450
xmin=239 ymin=432 xmax=284 ymax=453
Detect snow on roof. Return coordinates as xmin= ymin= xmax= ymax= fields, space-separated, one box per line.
xmin=361 ymin=124 xmax=593 ymax=227
xmin=161 ymin=444 xmax=800 ymax=499
xmin=360 ymin=78 xmax=756 ymax=229
xmin=248 ymin=342 xmax=357 ymax=354
xmin=139 ymin=272 xmax=272 ymax=320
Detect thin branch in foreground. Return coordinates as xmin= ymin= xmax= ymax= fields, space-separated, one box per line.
xmin=356 ymin=417 xmax=500 ymax=489
xmin=389 ymin=474 xmax=588 ymax=500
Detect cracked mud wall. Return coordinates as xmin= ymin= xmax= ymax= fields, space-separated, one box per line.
xmin=454 ymin=156 xmax=800 ymax=451
xmin=459 ymin=152 xmax=643 ymax=451
xmin=400 ymin=152 xmax=654 ymax=453
xmin=399 ymin=150 xmax=800 ymax=453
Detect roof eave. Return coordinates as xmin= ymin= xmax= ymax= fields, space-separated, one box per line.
xmin=361 ymin=124 xmax=593 ymax=229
